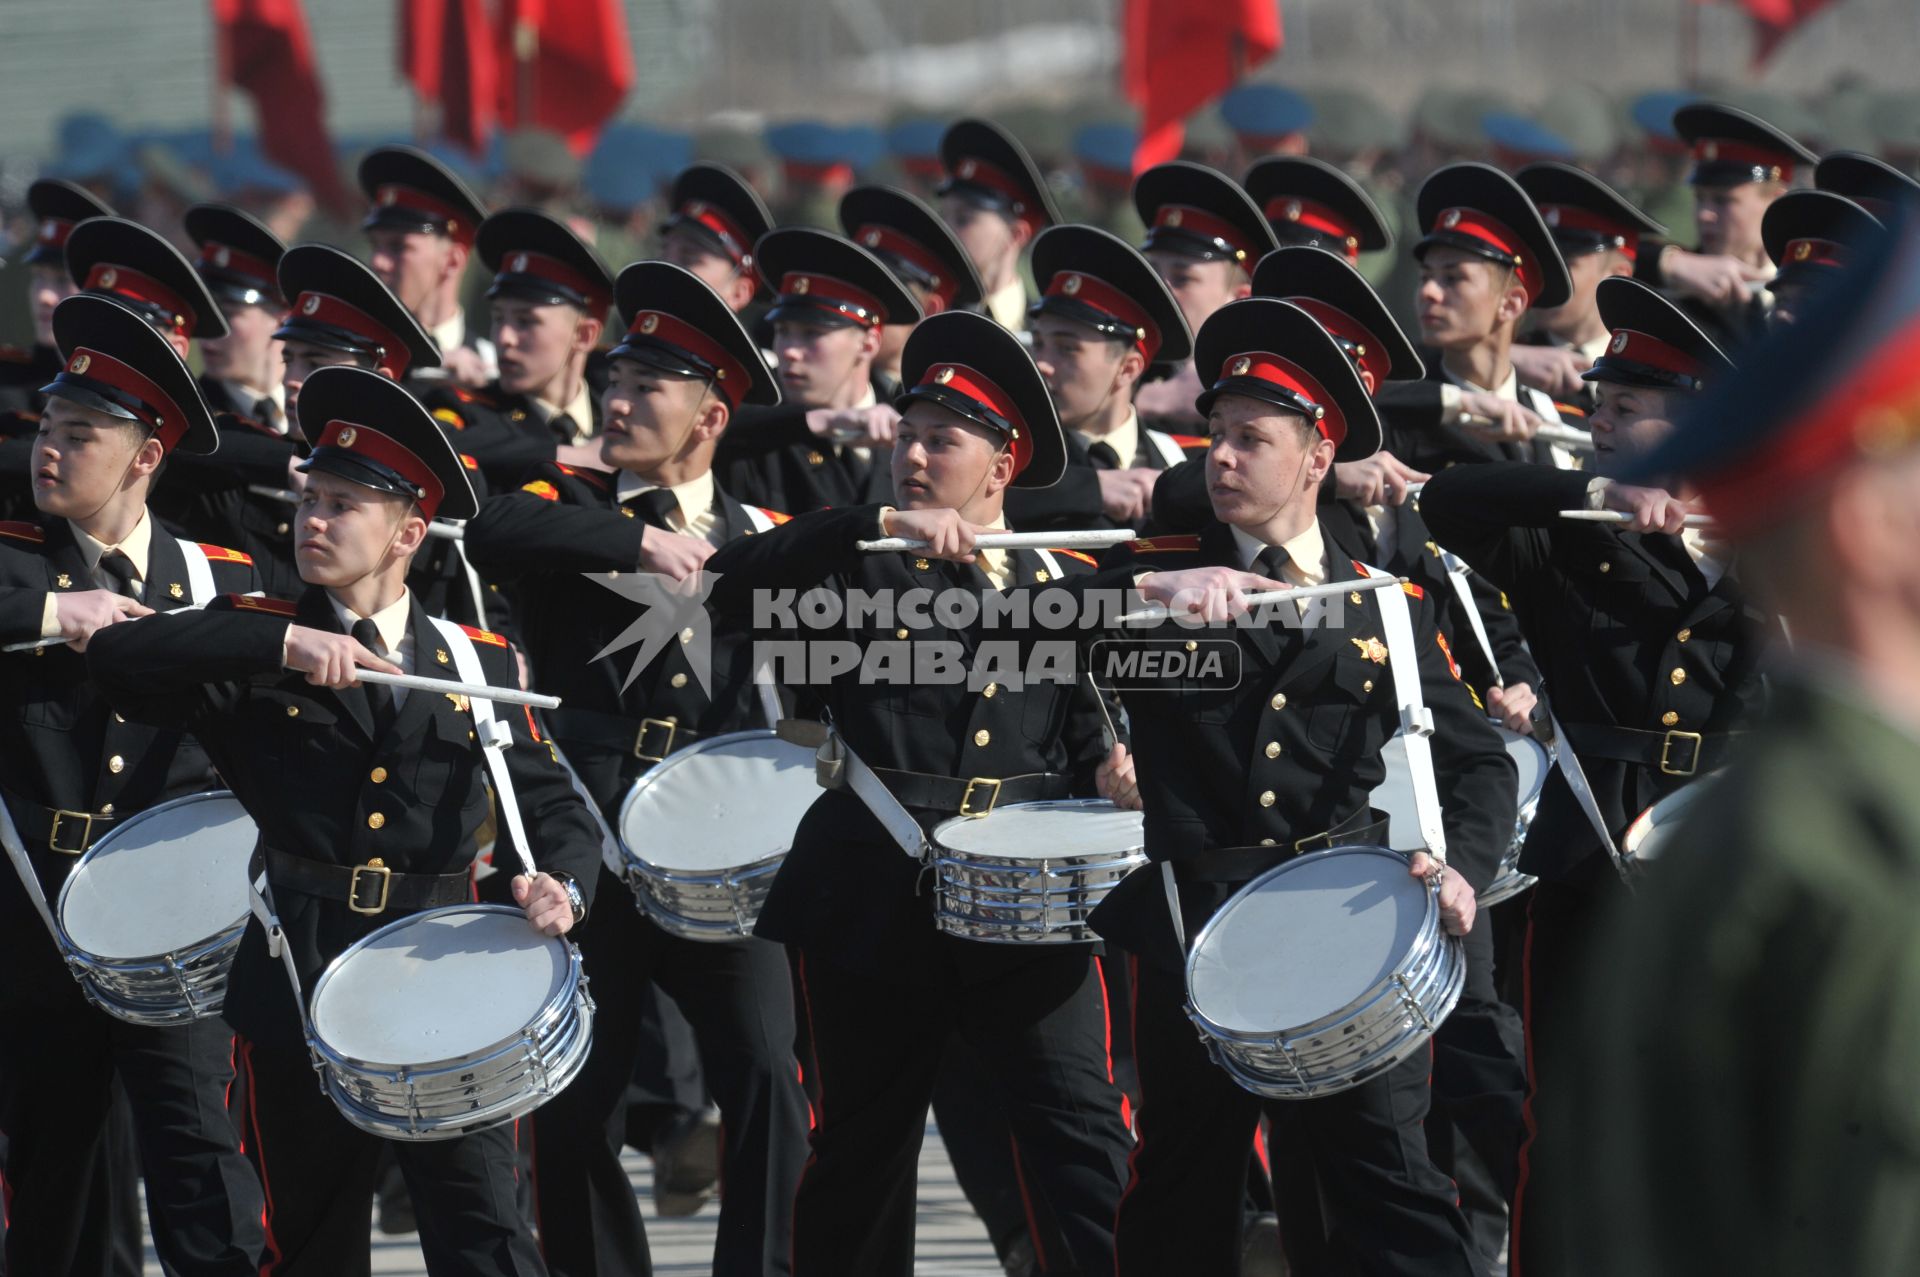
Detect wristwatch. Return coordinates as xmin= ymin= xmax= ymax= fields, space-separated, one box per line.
xmin=549 ymin=871 xmax=587 ymax=927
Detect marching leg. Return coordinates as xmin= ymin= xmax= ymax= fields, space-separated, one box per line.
xmin=399 ymin=1121 xmax=547 ymax=1277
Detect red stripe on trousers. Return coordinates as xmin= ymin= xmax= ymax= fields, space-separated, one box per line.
xmin=789 ymin=952 xmax=822 ymax=1277
xmin=239 ymin=1038 xmax=283 ymax=1275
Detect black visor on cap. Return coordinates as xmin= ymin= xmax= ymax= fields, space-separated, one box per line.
xmin=296 ymin=448 xmax=425 ymax=503
xmin=607 ymin=333 xmax=720 ymax=382
xmin=39 ymin=375 xmax=145 ymax=424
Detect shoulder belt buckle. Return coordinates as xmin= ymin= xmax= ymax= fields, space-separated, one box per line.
xmin=958 ymin=777 xmax=1002 ymax=819
xmin=47 ymin=809 xmax=94 ymax=855
xmin=348 ymin=858 xmax=392 ymax=915
xmin=1659 ymin=730 xmax=1703 ymax=777
xmin=634 ymin=718 xmax=678 ymax=763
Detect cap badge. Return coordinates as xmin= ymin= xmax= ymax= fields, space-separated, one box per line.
xmin=1284 ymin=200 xmax=1302 ymax=222
xmin=1165 ymin=209 xmax=1184 ymax=228
xmin=69 ymin=353 xmax=90 ymax=375
xmin=1792 ymin=241 xmax=1812 ymax=262
xmin=39 ymin=220 xmax=57 ymax=243
xmin=687 ymin=200 xmax=707 ymax=216
xmin=1441 ymin=209 xmax=1461 ymax=230
xmin=793 ymin=276 xmax=811 ymax=295
xmin=1062 ymin=273 xmax=1082 ymax=295
xmin=959 ymin=159 xmax=977 ymax=179
xmin=511 ymin=253 xmax=529 ymax=273
xmin=934 ymin=366 xmax=956 ymax=384
xmin=1230 ymin=356 xmax=1252 ymax=376
xmin=1703 ymin=142 xmax=1718 ymax=161
xmin=1611 ymin=331 xmax=1629 ymax=354
xmin=863 ymin=229 xmax=881 ymax=247
xmin=1544 ymin=208 xmax=1560 ymax=227
xmin=214 ymin=246 xmax=231 ymax=268
xmin=381 ymin=187 xmax=398 ymax=206
xmin=930 ymin=274 xmax=941 ymax=289
xmin=337 ymin=426 xmax=358 ymax=447
xmin=302 ymin=295 xmax=321 ymax=315
xmin=98 ymin=268 xmax=117 ymax=289
xmin=639 ymin=313 xmax=659 ymax=334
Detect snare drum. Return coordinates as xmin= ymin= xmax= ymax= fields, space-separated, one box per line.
xmin=931 ymin=799 xmax=1147 ymax=943
xmin=306 ymin=905 xmax=594 ymax=1141
xmin=615 ymin=730 xmax=820 ymax=941
xmin=1619 ymin=773 xmax=1720 ymax=880
xmin=1184 ymin=845 xmax=1464 ymax=1099
xmin=1372 ymin=725 xmax=1548 ymax=906
xmin=55 ymin=792 xmax=256 ymax=1025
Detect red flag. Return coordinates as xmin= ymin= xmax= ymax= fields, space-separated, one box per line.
xmin=1734 ymin=0 xmax=1840 ymax=68
xmin=494 ymin=0 xmax=635 ymax=155
xmin=400 ymin=0 xmax=498 ymax=153
xmin=210 ymin=0 xmax=352 ymax=217
xmin=1123 ymin=0 xmax=1282 ymax=173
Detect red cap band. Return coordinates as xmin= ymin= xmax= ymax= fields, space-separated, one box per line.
xmin=1219 ymin=349 xmax=1346 ymax=446
xmin=288 ymin=292 xmax=415 ymax=379
xmin=1042 ymin=270 xmax=1162 ymax=362
xmin=853 ymin=224 xmax=958 ymax=308
xmin=775 ymin=272 xmax=888 ymax=326
xmin=496 ymin=250 xmax=612 ymax=315
xmin=900 ymin=155 xmax=945 ymax=181
xmin=1780 ymin=238 xmax=1848 ymax=271
xmin=619 ymin=310 xmax=753 ymax=409
xmin=1603 ymin=328 xmax=1703 ymax=378
xmin=314 ymin=419 xmax=446 ymax=519
xmin=782 ymin=160 xmax=855 ymax=187
xmin=949 ymin=156 xmax=1045 ymax=232
xmin=1690 ymin=139 xmax=1795 ymax=182
xmin=1539 ymin=204 xmax=1640 ymax=262
xmin=1430 ymin=207 xmax=1542 ymax=303
xmin=84 ymin=263 xmax=197 ymax=332
xmin=60 ymin=346 xmax=190 ymax=452
xmin=675 ymin=199 xmax=753 ymax=266
xmin=1264 ymin=196 xmax=1362 ymax=261
xmin=1153 ymin=204 xmax=1256 ymax=263
xmin=37 ymin=218 xmax=76 ymax=252
xmin=917 ymin=362 xmax=1033 ymax=476
xmin=196 ymin=241 xmax=280 ymax=290
xmin=370 ymin=184 xmax=476 ymax=243
xmin=1282 ymin=298 xmax=1392 ymax=385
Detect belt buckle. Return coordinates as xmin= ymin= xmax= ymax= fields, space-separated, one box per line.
xmin=348 ymin=858 xmax=392 ymax=915
xmin=48 ymin=809 xmax=94 ymax=855
xmin=958 ymin=777 xmax=1002 ymax=819
xmin=633 ymin=717 xmax=677 ymax=763
xmin=1659 ymin=730 xmax=1704 ymax=777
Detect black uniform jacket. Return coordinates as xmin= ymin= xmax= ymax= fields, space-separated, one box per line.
xmin=712 ymin=371 xmax=901 ymax=515
xmin=422 ymin=358 xmax=609 ymax=493
xmin=1004 ymin=421 xmax=1207 ymax=535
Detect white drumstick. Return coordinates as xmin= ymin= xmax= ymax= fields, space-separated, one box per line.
xmin=248 ymin=486 xmax=465 ymax=540
xmin=1116 ymin=574 xmax=1405 ymax=624
xmin=1462 ymin=416 xmax=1595 ymax=450
xmin=3 ymin=636 xmax=64 ymax=652
xmin=855 ymin=528 xmax=1137 ymax=553
xmin=353 ymin=668 xmax=560 ymax=709
xmin=1557 ymin=510 xmax=1718 ymax=527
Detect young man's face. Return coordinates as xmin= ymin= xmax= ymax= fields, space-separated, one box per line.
xmin=293 ymin=469 xmax=419 ymax=587
xmin=367 ymin=228 xmax=460 ymax=315
xmin=32 ymin=399 xmax=155 ymax=517
xmin=599 ymin=359 xmax=719 ymax=473
xmin=659 ymin=229 xmax=753 ymax=310
xmin=1203 ymin=393 xmax=1332 ymax=529
xmin=492 ymin=298 xmax=585 ymax=396
xmin=1417 ymin=246 xmax=1521 ymax=351
xmin=1145 ymin=251 xmax=1245 ymax=340
xmin=281 ymin=341 xmax=371 ymax=423
xmin=1029 ymin=315 xmax=1131 ymax=431
xmin=199 ymin=300 xmax=283 ymax=388
xmin=1588 ymin=382 xmax=1677 ymax=480
xmin=940 ymin=197 xmax=1018 ymax=280
xmin=29 ymin=265 xmax=76 ymax=347
xmin=891 ymin=400 xmax=1010 ymax=511
xmin=1693 ymin=182 xmax=1776 ymax=260
xmin=772 ymin=318 xmax=870 ymax=408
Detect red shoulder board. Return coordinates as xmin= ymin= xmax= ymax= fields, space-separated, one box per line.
xmin=756 ymin=507 xmax=792 ymax=526
xmin=0 ymin=521 xmax=45 ymax=544
xmin=520 ymin=479 xmax=559 ymax=501
xmin=216 ymin=411 xmax=278 ymax=437
xmin=459 ymin=453 xmax=479 ymax=471
xmin=219 ymin=594 xmax=298 ymax=617
xmin=458 ymin=623 xmax=509 ymax=648
xmin=1551 ymin=402 xmax=1588 ymax=421
xmin=553 ymin=463 xmax=611 ymax=491
xmin=1127 ymin=535 xmax=1202 ymax=553
xmin=0 ymin=345 xmax=32 ymax=364
xmin=432 ymin=407 xmax=467 ymax=431
xmin=1053 ymin=549 xmax=1097 ymax=567
xmin=197 ymin=544 xmax=254 ymax=565
xmin=1401 ymin=582 xmax=1425 ymax=600
xmin=1435 ymin=630 xmax=1462 ymax=681
xmin=1167 ymin=434 xmax=1209 ymax=449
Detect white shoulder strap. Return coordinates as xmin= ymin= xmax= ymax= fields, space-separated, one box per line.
xmin=1437 ymin=549 xmax=1503 ymax=687
xmin=1031 ymin=547 xmax=1064 ymax=580
xmin=1143 ymin=429 xmax=1188 ymax=469
xmin=742 ymin=504 xmax=778 ymax=533
xmin=173 ymin=539 xmax=218 ymax=606
xmin=1358 ymin=563 xmax=1448 ymax=863
xmin=426 ymin=617 xmax=537 ymax=879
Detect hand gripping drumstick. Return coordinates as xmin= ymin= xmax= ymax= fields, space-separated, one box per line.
xmin=352 ymin=668 xmax=560 ymax=710
xmin=1557 ymin=510 xmax=1718 ymax=527
xmin=855 ymin=529 xmax=1137 ymax=553
xmin=1115 ymin=574 xmax=1407 ymax=625
xmin=248 ymin=486 xmax=465 ymax=541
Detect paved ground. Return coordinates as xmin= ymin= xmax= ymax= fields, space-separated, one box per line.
xmin=143 ymin=1121 xmax=1003 ymax=1275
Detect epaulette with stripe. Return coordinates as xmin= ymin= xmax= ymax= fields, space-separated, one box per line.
xmin=1551 ymin=402 xmax=1589 ymax=421
xmin=198 ymin=544 xmax=254 ymax=565
xmin=432 ymin=406 xmax=467 ymax=431
xmin=1435 ymin=630 xmax=1463 ymax=681
xmin=1166 ymin=434 xmax=1209 ymax=449
xmin=0 ymin=345 xmax=34 ymax=364
xmin=215 ymin=410 xmax=278 ymax=438
xmin=520 ymin=479 xmax=560 ymax=501
xmin=1053 ymin=548 xmax=1097 ymax=567
xmin=1401 ymin=582 xmax=1425 ymax=599
xmin=458 ymin=623 xmax=508 ymax=647
xmin=553 ymin=463 xmax=611 ymax=491
xmin=756 ymin=506 xmax=792 ymax=526
xmin=449 ymin=386 xmax=497 ymax=407
xmin=1127 ymin=535 xmax=1202 ymax=553
xmin=459 ymin=453 xmax=479 ymax=471
xmin=215 ymin=594 xmax=298 ymax=617
xmin=0 ymin=521 xmax=46 ymax=544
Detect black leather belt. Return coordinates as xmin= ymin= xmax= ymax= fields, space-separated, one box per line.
xmin=265 ymin=847 xmax=470 ymax=916
xmin=547 ymin=708 xmax=702 ymax=763
xmin=1558 ymin=722 xmax=1742 ymax=778
xmin=1174 ymin=809 xmax=1391 ymax=884
xmin=868 ymin=767 xmax=1070 ymax=817
xmin=2 ymin=789 xmax=119 ymax=855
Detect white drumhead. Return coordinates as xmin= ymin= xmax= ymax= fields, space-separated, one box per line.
xmin=933 ymin=800 xmax=1144 ymax=861
xmin=1371 ymin=725 xmax=1547 ymax=852
xmin=59 ymin=793 xmax=256 ymax=959
xmin=619 ymin=732 xmax=819 ymax=872
xmin=312 ymin=907 xmax=568 ymax=1065
xmin=1623 ymin=773 xmax=1719 ymax=865
xmin=1188 ymin=847 xmax=1428 ymax=1033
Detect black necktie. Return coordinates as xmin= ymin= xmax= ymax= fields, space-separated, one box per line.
xmin=1255 ymin=544 xmax=1292 ymax=583
xmin=549 ymin=412 xmax=577 ymax=445
xmin=251 ymin=397 xmax=277 ymax=426
xmin=1087 ymin=441 xmax=1122 ymax=470
xmin=97 ymin=549 xmax=139 ymax=600
xmin=628 ymin=488 xmax=681 ymax=531
xmin=350 ymin=619 xmax=396 ymax=733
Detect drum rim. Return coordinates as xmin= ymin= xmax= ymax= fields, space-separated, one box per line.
xmin=56 ymin=791 xmax=253 ymax=960
xmin=1183 ymin=842 xmax=1440 ymax=1041
xmin=1621 ymin=769 xmax=1720 ymax=865
xmin=307 ymin=903 xmax=579 ymax=1070
xmin=616 ymin=727 xmax=817 ymax=873
xmin=930 ymin=797 xmax=1145 ymax=859
xmin=1499 ymin=725 xmax=1552 ymax=805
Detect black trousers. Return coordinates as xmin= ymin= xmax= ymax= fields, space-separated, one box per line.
xmin=791 ymin=943 xmax=1130 ymax=1277
xmin=0 ymin=998 xmax=261 ymax=1276
xmin=1117 ymin=960 xmax=1482 ymax=1277
xmin=236 ymin=1035 xmax=540 ymax=1276
xmin=1510 ymin=874 xmax=1628 ymax=1277
xmin=531 ymin=867 xmax=809 ymax=1277
xmin=622 ymin=983 xmax=706 ymax=1152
